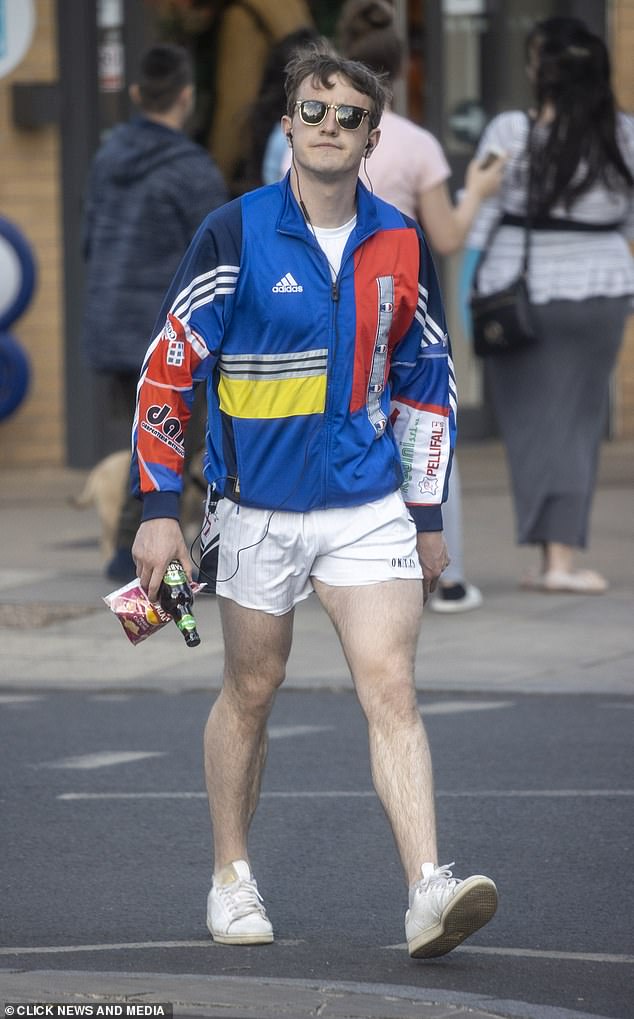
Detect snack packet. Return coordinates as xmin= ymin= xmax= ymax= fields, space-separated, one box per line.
xmin=104 ymin=577 xmax=205 ymax=646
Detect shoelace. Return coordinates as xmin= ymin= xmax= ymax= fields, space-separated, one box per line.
xmin=422 ymin=862 xmax=459 ymax=890
xmin=218 ymin=878 xmax=267 ymax=920
xmin=411 ymin=861 xmax=461 ymax=910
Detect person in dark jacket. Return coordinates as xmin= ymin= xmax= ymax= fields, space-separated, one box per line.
xmin=81 ymin=43 xmax=227 ymax=580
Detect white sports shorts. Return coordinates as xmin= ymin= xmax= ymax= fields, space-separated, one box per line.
xmin=206 ymin=490 xmax=423 ymax=615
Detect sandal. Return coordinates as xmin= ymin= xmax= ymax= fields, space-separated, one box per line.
xmin=521 ymin=569 xmax=608 ymax=594
xmin=542 ymin=569 xmax=608 ymax=594
xmin=520 ymin=570 xmax=545 ymax=591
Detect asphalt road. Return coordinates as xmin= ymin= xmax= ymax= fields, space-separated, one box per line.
xmin=0 ymin=688 xmax=632 ymax=1019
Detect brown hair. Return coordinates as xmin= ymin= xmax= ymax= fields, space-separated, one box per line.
xmin=284 ymin=45 xmax=390 ymax=132
xmin=336 ymin=0 xmax=404 ymax=83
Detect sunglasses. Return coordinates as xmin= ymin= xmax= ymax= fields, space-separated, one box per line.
xmin=294 ymin=99 xmax=370 ymax=131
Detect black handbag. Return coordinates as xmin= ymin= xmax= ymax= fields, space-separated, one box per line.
xmin=470 ymin=271 xmax=536 ymax=358
xmin=470 ymin=118 xmax=537 ymax=358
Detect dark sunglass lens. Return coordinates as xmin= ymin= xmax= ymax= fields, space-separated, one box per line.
xmin=300 ymin=100 xmax=326 ymax=124
xmin=336 ymin=105 xmax=364 ymax=130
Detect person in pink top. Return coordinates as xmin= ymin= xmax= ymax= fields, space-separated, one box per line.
xmin=335 ymin=0 xmax=505 ymax=612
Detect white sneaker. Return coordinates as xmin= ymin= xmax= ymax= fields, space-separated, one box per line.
xmin=406 ymin=861 xmax=497 ymax=958
xmin=207 ymin=859 xmax=274 ymax=945
xmin=429 ymin=582 xmax=483 ymax=614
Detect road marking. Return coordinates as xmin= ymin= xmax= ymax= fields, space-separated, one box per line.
xmin=385 ymin=942 xmax=634 ymax=964
xmin=39 ymin=751 xmax=166 ymax=770
xmin=57 ymin=791 xmax=375 ymax=801
xmin=438 ymin=789 xmax=634 ymax=798
xmin=0 ymin=939 xmax=630 ymax=964
xmin=57 ymin=788 xmax=634 ymax=801
xmin=0 ymin=938 xmax=303 ymax=956
xmin=0 ymin=694 xmax=43 ymax=705
xmin=59 ymin=791 xmax=206 ymax=800
xmin=268 ymin=725 xmax=333 ymax=738
xmin=89 ymin=694 xmax=133 ymax=702
xmin=420 ymin=700 xmax=513 ymax=715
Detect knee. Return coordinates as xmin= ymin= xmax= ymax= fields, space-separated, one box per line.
xmin=223 ymin=662 xmax=285 ymax=719
xmin=359 ymin=670 xmax=419 ymax=728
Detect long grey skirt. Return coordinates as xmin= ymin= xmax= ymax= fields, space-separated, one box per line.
xmin=486 ymin=296 xmax=629 ymax=548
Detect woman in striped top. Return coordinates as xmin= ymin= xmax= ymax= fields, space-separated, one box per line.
xmin=468 ymin=17 xmax=634 ymax=594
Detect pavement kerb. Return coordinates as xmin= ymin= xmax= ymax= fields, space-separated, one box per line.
xmin=0 ymin=969 xmax=617 ymax=1019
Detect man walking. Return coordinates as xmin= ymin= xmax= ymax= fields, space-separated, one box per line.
xmin=131 ymin=48 xmax=497 ymax=959
xmin=82 ymin=43 xmax=227 ymax=580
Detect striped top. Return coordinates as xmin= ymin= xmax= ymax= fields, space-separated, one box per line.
xmin=467 ymin=111 xmax=634 ymax=304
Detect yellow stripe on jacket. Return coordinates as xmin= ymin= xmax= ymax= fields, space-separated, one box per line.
xmin=218 ymin=373 xmax=327 ymax=419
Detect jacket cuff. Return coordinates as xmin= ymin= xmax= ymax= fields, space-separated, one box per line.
xmin=409 ymin=504 xmax=444 ymax=532
xmin=141 ymin=491 xmax=180 ymax=522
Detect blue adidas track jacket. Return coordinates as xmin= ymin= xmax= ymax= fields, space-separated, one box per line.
xmin=131 ymin=175 xmax=457 ymax=532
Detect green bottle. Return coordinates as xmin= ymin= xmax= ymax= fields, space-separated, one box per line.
xmin=159 ymin=560 xmax=201 ymax=647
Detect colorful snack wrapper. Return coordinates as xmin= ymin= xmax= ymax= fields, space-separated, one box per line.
xmin=104 ymin=578 xmax=205 ymax=646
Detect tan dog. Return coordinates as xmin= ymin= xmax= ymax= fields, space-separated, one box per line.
xmin=71 ymin=450 xmax=130 ymax=562
xmin=71 ymin=449 xmax=206 ymax=562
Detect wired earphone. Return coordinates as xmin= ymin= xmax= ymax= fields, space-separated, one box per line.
xmin=193 ymin=123 xmax=377 ymax=586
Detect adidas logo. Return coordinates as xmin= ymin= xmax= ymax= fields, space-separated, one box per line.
xmin=272 ymin=273 xmax=304 ymax=293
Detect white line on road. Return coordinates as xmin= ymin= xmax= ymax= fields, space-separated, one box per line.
xmin=0 ymin=694 xmax=44 ymax=704
xmin=268 ymin=725 xmax=334 ymax=738
xmin=420 ymin=700 xmax=513 ymax=715
xmin=89 ymin=695 xmax=133 ymax=702
xmin=0 ymin=939 xmax=303 ymax=956
xmin=39 ymin=752 xmax=166 ymax=770
xmin=57 ymin=788 xmax=634 ymax=801
xmin=385 ymin=943 xmax=634 ymax=964
xmin=0 ymin=939 xmax=630 ymax=964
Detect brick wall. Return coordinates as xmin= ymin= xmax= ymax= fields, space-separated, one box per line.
xmin=612 ymin=0 xmax=634 ymax=437
xmin=0 ymin=0 xmax=64 ymax=466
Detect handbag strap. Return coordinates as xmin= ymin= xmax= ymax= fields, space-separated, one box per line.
xmin=472 ymin=114 xmax=535 ymax=292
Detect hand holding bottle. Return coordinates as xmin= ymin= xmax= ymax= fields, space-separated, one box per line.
xmin=132 ymin=517 xmax=192 ymax=602
xmin=159 ymin=560 xmax=201 ymax=647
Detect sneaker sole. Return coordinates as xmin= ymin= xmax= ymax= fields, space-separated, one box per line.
xmin=206 ymin=920 xmax=274 ymax=946
xmin=408 ymin=877 xmax=498 ymax=959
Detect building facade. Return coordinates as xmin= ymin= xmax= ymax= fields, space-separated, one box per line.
xmin=0 ymin=0 xmax=632 ymax=468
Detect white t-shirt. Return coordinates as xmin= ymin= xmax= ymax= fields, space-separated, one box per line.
xmin=311 ymin=215 xmax=357 ymax=280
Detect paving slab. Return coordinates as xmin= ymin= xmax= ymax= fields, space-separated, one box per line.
xmin=0 ymin=440 xmax=632 ymax=696
xmin=0 ymin=970 xmax=616 ymax=1019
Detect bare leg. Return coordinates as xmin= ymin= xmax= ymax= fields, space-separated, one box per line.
xmin=313 ymin=578 xmax=435 ymax=884
xmin=544 ymin=541 xmax=574 ymax=573
xmin=204 ymin=598 xmax=293 ymax=872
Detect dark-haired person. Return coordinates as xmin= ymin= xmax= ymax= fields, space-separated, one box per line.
xmin=468 ymin=19 xmax=634 ymax=593
xmin=81 ymin=43 xmax=227 ymax=581
xmin=334 ymin=0 xmax=505 ymax=614
xmin=130 ymin=48 xmax=497 ymax=957
xmin=243 ymin=26 xmax=324 ymax=191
